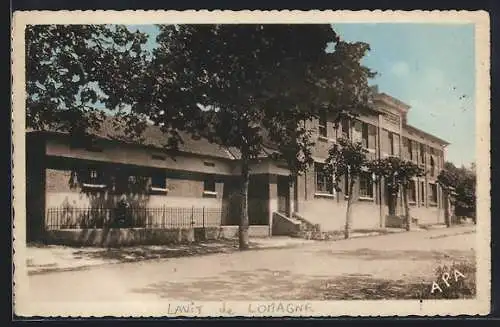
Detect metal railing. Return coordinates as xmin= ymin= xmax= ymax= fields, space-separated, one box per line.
xmin=46 ymin=206 xmax=225 ymax=230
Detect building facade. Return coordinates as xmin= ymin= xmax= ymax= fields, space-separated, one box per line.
xmin=289 ymin=91 xmax=449 ymax=231
xmin=26 ymin=89 xmax=450 ymax=245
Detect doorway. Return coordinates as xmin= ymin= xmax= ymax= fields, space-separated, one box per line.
xmin=277 ymin=175 xmax=291 ymax=216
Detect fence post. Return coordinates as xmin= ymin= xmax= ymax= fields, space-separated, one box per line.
xmin=191 ymin=205 xmax=195 ymax=227
xmin=203 ymin=207 xmax=205 ymax=229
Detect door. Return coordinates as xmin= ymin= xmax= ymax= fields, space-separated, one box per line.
xmin=277 ymin=176 xmax=290 ymax=216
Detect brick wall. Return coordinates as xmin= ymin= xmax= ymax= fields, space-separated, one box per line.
xmin=44 ymin=166 xmax=228 ymax=228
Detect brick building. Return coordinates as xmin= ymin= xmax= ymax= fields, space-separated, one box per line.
xmin=26 ymin=89 xmax=449 ymax=245
xmin=286 ymin=90 xmax=449 ymax=232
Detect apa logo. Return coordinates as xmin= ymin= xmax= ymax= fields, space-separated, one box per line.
xmin=430 ymin=269 xmax=466 ymax=294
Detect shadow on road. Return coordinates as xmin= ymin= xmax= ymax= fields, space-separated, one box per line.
xmin=70 ymin=239 xmax=246 ymax=263
xmin=317 ymin=248 xmax=475 ymax=262
xmin=132 ymin=263 xmax=476 ymax=301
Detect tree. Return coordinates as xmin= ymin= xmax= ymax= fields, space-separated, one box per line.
xmin=368 ymin=157 xmax=424 ymax=231
xmin=325 ymin=137 xmax=369 ymax=239
xmin=265 ymin=41 xmax=377 ymax=210
xmin=26 ymin=24 xmax=150 ymax=138
xmin=140 ymin=25 xmax=375 ymax=249
xmin=438 ymin=161 xmax=476 ymax=224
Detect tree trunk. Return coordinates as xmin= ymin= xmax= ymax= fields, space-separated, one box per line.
xmin=378 ymin=176 xmax=384 ymax=228
xmin=239 ymin=155 xmax=250 ymax=250
xmin=402 ymin=186 xmax=411 ymax=231
xmin=443 ymin=190 xmax=451 ymax=227
xmin=344 ymin=178 xmax=356 ymax=239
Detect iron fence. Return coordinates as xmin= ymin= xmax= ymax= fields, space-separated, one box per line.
xmin=46 ymin=206 xmax=225 ymax=230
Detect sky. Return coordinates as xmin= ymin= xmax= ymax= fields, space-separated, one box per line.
xmin=127 ymin=24 xmax=476 ymax=167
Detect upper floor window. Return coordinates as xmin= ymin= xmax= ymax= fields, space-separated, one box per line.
xmin=367 ymin=124 xmax=377 ymax=150
xmin=361 ymin=122 xmax=369 ymax=148
xmin=388 ymin=132 xmax=395 ymax=155
xmin=419 ymin=143 xmax=426 ymax=164
xmin=430 ymin=156 xmax=436 ymax=177
xmin=315 ymin=162 xmax=333 ymax=195
xmin=408 ymin=139 xmax=414 ymax=160
xmin=318 ymin=111 xmax=327 ymax=137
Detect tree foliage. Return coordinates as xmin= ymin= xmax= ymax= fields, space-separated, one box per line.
xmin=325 ymin=137 xmax=369 ymax=238
xmin=325 ymin=137 xmax=369 ymax=184
xmin=368 ymin=157 xmax=425 ymax=230
xmin=26 ymin=24 xmax=376 ymax=249
xmin=26 ymin=24 xmax=150 ymax=138
xmin=438 ymin=161 xmax=476 ymax=219
xmin=368 ymin=157 xmax=425 ymax=193
xmin=137 ymin=24 xmax=375 ymax=248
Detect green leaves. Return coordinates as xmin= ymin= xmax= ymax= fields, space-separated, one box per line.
xmin=367 ymin=157 xmax=424 ymax=195
xmin=438 ymin=162 xmax=476 ymax=212
xmin=26 ymin=24 xmax=150 ymax=136
xmin=325 ymin=136 xmax=369 ymax=187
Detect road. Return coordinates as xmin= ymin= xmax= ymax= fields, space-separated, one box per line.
xmin=20 ymin=226 xmax=475 ymax=314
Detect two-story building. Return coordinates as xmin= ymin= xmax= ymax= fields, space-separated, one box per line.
xmin=285 ymin=88 xmax=449 ymax=231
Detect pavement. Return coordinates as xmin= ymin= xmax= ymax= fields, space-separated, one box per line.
xmin=26 ymin=237 xmax=320 ymax=275
xmin=17 ymin=225 xmax=476 ymax=316
xmin=24 ymin=224 xmax=445 ymax=275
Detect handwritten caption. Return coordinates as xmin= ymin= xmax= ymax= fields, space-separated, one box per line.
xmin=166 ymin=301 xmax=315 ymax=316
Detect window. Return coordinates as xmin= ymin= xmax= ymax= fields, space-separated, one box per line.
xmin=151 ymin=171 xmax=167 ymax=190
xmin=430 ymin=156 xmax=436 ymax=177
xmin=420 ymin=181 xmax=425 ymax=205
xmin=352 ymin=120 xmax=363 ymax=143
xmin=318 ymin=111 xmax=327 ymax=137
xmin=392 ymin=134 xmax=400 ymax=156
xmin=341 ymin=118 xmax=350 ymax=139
xmin=408 ymin=181 xmax=416 ymax=202
xmin=361 ymin=123 xmax=369 ymax=148
xmin=367 ymin=124 xmax=377 ymax=150
xmin=359 ymin=172 xmax=374 ymax=199
xmin=82 ymin=167 xmax=106 ymax=189
xmin=420 ymin=143 xmax=425 ymax=164
xmin=429 ymin=183 xmax=438 ymax=204
xmin=151 ymin=154 xmax=166 ymax=161
xmin=204 ymin=175 xmax=216 ymax=193
xmin=315 ymin=162 xmax=333 ymax=195
xmin=388 ymin=132 xmax=394 ymax=155
xmin=408 ymin=139 xmax=414 ymax=160
xmin=402 ymin=137 xmax=411 ymax=159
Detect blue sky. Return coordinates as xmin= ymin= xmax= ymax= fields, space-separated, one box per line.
xmin=127 ymin=24 xmax=475 ymax=167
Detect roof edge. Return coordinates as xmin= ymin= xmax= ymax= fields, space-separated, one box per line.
xmin=403 ymin=124 xmax=450 ymax=146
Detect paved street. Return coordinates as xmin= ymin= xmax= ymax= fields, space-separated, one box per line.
xmin=22 ymin=226 xmax=475 ymax=307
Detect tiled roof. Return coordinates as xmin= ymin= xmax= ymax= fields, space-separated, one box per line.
xmin=27 ymin=116 xmax=244 ymax=160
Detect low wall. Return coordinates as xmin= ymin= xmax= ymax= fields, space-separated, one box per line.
xmin=219 ymin=225 xmax=270 ymax=238
xmin=272 ymin=212 xmax=300 ymax=236
xmin=298 ymin=199 xmax=381 ymax=231
xmin=44 ymin=225 xmax=270 ymax=247
xmin=44 ymin=228 xmax=198 ymax=247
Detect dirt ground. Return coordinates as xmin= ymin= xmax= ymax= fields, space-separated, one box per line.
xmin=20 ymin=225 xmax=475 ymax=309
